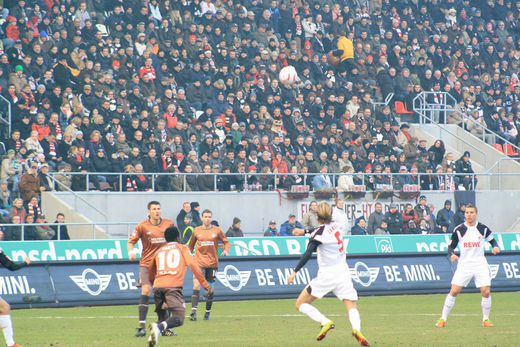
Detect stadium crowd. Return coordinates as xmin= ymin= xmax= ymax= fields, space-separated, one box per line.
xmin=1 ymin=0 xmax=514 ymax=232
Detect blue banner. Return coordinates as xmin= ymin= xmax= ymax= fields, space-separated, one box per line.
xmin=1 ymin=253 xmax=519 ymax=308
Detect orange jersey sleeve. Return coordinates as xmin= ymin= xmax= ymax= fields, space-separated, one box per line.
xmin=129 ymin=218 xmax=175 ymax=267
xmin=191 ymin=226 xmax=226 ymax=267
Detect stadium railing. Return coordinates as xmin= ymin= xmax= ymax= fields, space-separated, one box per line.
xmin=412 ymin=91 xmax=520 ymax=158
xmin=0 ymin=221 xmax=136 ymax=240
xmin=43 ymin=171 xmax=518 ymax=192
xmin=0 ymin=94 xmax=11 ymax=136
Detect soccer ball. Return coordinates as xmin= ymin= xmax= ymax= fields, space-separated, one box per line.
xmin=279 ymin=66 xmax=298 ymax=84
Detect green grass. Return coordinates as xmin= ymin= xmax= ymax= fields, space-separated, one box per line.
xmin=10 ymin=292 xmax=520 ymax=346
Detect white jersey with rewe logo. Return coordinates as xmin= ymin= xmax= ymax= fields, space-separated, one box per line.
xmin=451 ymin=222 xmax=494 ymax=265
xmin=310 ymin=221 xmax=346 ymax=269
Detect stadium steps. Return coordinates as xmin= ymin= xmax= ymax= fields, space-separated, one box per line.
xmin=411 ymin=124 xmax=520 ymax=190
xmin=41 ymin=192 xmax=109 ymax=239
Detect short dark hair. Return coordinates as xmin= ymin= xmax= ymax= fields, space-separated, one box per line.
xmin=164 ymin=226 xmax=180 ymax=242
xmin=56 ymin=212 xmax=65 ymax=218
xmin=465 ymin=204 xmax=478 ymax=213
xmin=147 ymin=201 xmax=161 ymax=210
xmin=202 ymin=209 xmax=212 ymax=217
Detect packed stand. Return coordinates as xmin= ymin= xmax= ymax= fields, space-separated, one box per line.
xmin=0 ymin=0 xmax=498 ymax=197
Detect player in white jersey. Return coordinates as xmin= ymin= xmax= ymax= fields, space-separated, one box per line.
xmin=435 ymin=204 xmax=500 ymax=328
xmin=288 ymin=201 xmax=370 ymax=346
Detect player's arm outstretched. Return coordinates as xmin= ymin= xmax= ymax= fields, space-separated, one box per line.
xmin=183 ymin=247 xmax=213 ymax=294
xmin=288 ymin=239 xmax=321 ymax=284
xmin=0 ymin=251 xmax=30 ymax=270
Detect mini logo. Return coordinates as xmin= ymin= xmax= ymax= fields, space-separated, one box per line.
xmin=489 ymin=264 xmax=499 ymax=279
xmin=349 ymin=262 xmax=379 ymax=287
xmin=216 ymin=265 xmax=251 ymax=291
xmin=69 ymin=268 xmax=112 ymax=296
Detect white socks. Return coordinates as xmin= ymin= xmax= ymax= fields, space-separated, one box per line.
xmin=299 ymin=303 xmax=330 ymax=325
xmin=0 ymin=314 xmax=14 ymax=346
xmin=348 ymin=308 xmax=361 ymax=331
xmin=441 ymin=294 xmax=456 ymax=320
xmin=481 ymin=296 xmax=491 ymax=321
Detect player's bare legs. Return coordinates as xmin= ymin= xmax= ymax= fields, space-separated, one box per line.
xmin=480 ymin=286 xmax=493 ymax=326
xmin=344 ymin=300 xmax=369 ymax=346
xmin=295 ymin=288 xmax=334 ymax=341
xmin=0 ymin=297 xmax=18 ymax=347
xmin=190 ymin=278 xmax=201 ymax=320
xmin=436 ymin=284 xmax=463 ymax=327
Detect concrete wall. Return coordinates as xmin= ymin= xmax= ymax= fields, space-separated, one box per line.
xmin=49 ymin=190 xmax=520 ymax=238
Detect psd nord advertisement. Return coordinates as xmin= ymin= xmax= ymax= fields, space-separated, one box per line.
xmin=0 ymin=253 xmax=519 ymax=308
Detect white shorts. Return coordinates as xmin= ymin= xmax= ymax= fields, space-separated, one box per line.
xmin=451 ymin=262 xmax=491 ymax=288
xmin=307 ymin=266 xmax=358 ymax=301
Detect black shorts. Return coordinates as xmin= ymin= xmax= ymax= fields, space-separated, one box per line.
xmin=153 ymin=287 xmax=185 ymax=319
xmin=200 ymin=267 xmax=217 ymax=283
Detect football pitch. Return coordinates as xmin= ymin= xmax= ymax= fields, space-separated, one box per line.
xmin=11 ymin=292 xmax=520 ymax=346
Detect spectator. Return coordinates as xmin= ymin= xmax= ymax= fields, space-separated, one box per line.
xmin=35 ymin=214 xmax=55 ymax=240
xmin=23 ymin=214 xmax=39 ymax=241
xmin=51 ymin=213 xmax=70 ymax=240
xmin=279 ymin=214 xmax=305 ymax=236
xmin=311 ymin=165 xmax=333 ymax=190
xmin=417 ymin=218 xmax=432 ymax=235
xmin=18 ymin=163 xmax=40 ymax=203
xmin=351 ymin=216 xmax=368 ymax=235
xmin=264 ymin=220 xmax=279 ymax=237
xmin=302 ymin=201 xmax=319 ymax=231
xmin=332 ymin=198 xmax=349 ymax=235
xmin=385 ymin=203 xmax=403 ymax=234
xmin=367 ymin=202 xmax=384 ymax=235
xmin=336 ymin=166 xmax=355 ymax=192
xmin=455 ymin=151 xmax=477 ymax=190
xmin=4 ymin=215 xmax=22 ymax=241
xmin=38 ymin=163 xmax=53 ymax=192
xmin=374 ymin=221 xmax=389 ymax=235
xmin=226 ymin=217 xmax=244 ymax=237
xmin=180 ymin=213 xmax=195 ymax=245
xmin=402 ymin=203 xmax=415 ymax=230
xmin=1 ymin=150 xmax=23 ymax=192
xmin=190 ymin=202 xmax=202 ymax=227
xmin=449 ymin=203 xmax=466 ymax=232
xmin=176 ymin=202 xmax=191 ymax=233
xmin=436 ymin=200 xmax=454 ymax=233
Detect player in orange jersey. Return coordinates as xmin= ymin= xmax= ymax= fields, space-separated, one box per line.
xmin=127 ymin=201 xmax=175 ymax=337
xmin=147 ymin=226 xmax=213 ymax=346
xmin=188 ymin=209 xmax=230 ymax=321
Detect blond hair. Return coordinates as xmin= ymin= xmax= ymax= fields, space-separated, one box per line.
xmin=316 ymin=201 xmax=333 ymax=224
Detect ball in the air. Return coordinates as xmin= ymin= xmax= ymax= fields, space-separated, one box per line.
xmin=279 ymin=66 xmax=298 ymax=84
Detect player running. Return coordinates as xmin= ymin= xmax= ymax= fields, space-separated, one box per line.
xmin=127 ymin=201 xmax=174 ymax=337
xmin=147 ymin=226 xmax=214 ymax=346
xmin=435 ymin=204 xmax=500 ymax=328
xmin=188 ymin=209 xmax=230 ymax=321
xmin=0 ymin=250 xmax=30 ymax=347
xmin=288 ymin=201 xmax=370 ymax=346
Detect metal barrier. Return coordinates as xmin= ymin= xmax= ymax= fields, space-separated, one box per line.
xmin=0 ymin=221 xmax=136 ymax=240
xmin=44 ymin=171 xmax=498 ymax=192
xmin=412 ymin=92 xmax=488 ymax=168
xmin=412 ymin=91 xmax=520 ymax=161
xmin=0 ymin=94 xmax=11 ymax=137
